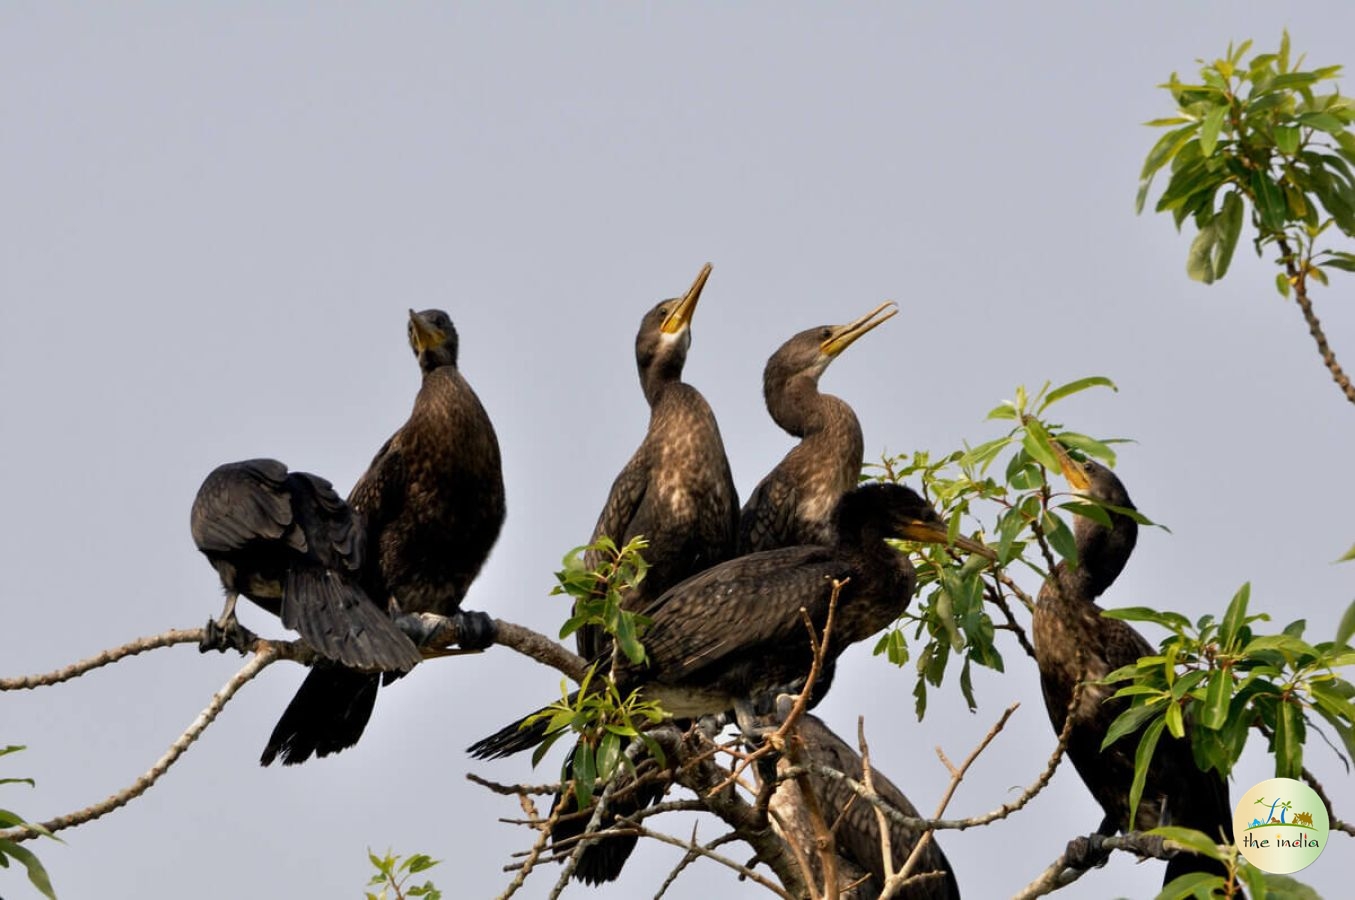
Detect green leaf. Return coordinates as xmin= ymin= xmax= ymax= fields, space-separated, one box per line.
xmin=1186 ymin=222 xmax=1218 ymax=283
xmin=1201 ymin=669 xmax=1232 ymax=730
xmin=1103 ymin=701 xmax=1164 ymax=748
xmin=1252 ymin=170 xmax=1288 ymax=231
xmin=1213 ymin=190 xmax=1244 ymax=279
xmin=1021 ymin=419 xmax=1063 ymax=472
xmin=1276 ymin=271 xmax=1293 ymax=297
xmin=1141 ymin=124 xmax=1201 ymax=181
xmin=0 ymin=839 xmax=58 ymax=900
xmin=1335 ymin=598 xmax=1355 ymax=648
xmin=1274 ymin=699 xmax=1301 ymax=778
xmin=1199 ymin=104 xmax=1228 ymax=156
xmin=1042 ymin=511 xmax=1078 ymax=565
xmin=1274 ymin=124 xmax=1301 ymax=155
xmin=1039 ymin=376 xmax=1117 ymax=411
xmin=572 ymin=741 xmax=597 ymax=809
xmin=1128 ymin=716 xmax=1168 ymax=830
xmin=1337 ymin=543 xmax=1355 ymax=564
xmin=1220 ymin=582 xmax=1250 ymax=649
xmin=1150 ymin=825 xmax=1226 ymax=861
xmin=1054 ymin=431 xmax=1118 ymax=467
xmin=1103 ymin=605 xmax=1193 ymax=632
xmin=1297 ymin=111 xmax=1346 ymax=134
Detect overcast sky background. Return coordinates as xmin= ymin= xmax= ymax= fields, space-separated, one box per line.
xmin=3 ymin=4 xmax=1352 ymax=899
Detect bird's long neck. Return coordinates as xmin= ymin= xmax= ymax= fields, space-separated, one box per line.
xmin=1046 ymin=506 xmax=1138 ymax=605
xmin=639 ymin=343 xmax=687 ymax=407
xmin=767 ymin=374 xmax=855 ymax=440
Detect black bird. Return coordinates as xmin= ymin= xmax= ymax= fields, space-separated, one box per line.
xmin=1032 ymin=456 xmax=1234 ymax=886
xmin=190 ymin=459 xmax=422 ymax=672
xmin=262 ymin=308 xmax=506 ymax=766
xmin=773 ymin=713 xmax=961 ymax=899
xmin=740 ymin=301 xmax=898 ymax=555
xmin=577 ymin=262 xmax=739 ymax=660
xmin=471 ymin=482 xmax=977 ymax=757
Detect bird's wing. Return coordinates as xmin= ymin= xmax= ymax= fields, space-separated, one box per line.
xmin=292 ymin=471 xmax=364 ymax=574
xmin=737 ymin=472 xmax=799 ymax=554
xmin=634 ymin=547 xmax=846 ymax=683
xmin=587 ymin=445 xmax=649 ymax=557
xmin=190 ymin=459 xmax=300 ymax=554
xmin=347 ymin=435 xmax=406 ymax=538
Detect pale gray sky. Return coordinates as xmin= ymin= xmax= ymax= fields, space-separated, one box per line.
xmin=2 ymin=4 xmax=1351 ymax=899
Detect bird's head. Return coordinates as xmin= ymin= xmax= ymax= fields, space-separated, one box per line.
xmin=834 ymin=482 xmax=992 ymax=557
xmin=408 ymin=309 xmax=459 ymax=373
xmin=635 ymin=263 xmax=712 ymax=396
xmin=763 ymin=300 xmax=897 ymax=395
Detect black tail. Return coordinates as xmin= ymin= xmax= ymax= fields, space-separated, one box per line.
xmin=1162 ymin=774 xmax=1238 ymax=892
xmin=467 ymin=693 xmax=578 ymax=759
xmin=282 ymin=567 xmax=422 ymax=672
xmin=260 ymin=666 xmax=380 ymax=766
xmin=549 ymin=746 xmax=667 ymax=884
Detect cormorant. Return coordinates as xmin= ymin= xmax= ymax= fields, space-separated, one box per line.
xmin=471 ymin=482 xmax=977 ymax=757
xmin=1032 ymin=456 xmax=1234 ymax=886
xmin=261 ymin=308 xmax=506 ymax=766
xmin=773 ymin=713 xmax=961 ymax=899
xmin=577 ymin=261 xmax=739 ymax=660
xmin=740 ymin=301 xmax=898 ymax=554
xmin=190 ymin=459 xmax=422 ymax=672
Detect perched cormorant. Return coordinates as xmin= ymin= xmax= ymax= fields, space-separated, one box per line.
xmin=577 ymin=262 xmax=739 ymax=660
xmin=1032 ymin=456 xmax=1234 ymax=886
xmin=190 ymin=459 xmax=422 ymax=672
xmin=772 ymin=713 xmax=961 ymax=899
xmin=471 ymin=482 xmax=976 ymax=757
xmin=740 ymin=301 xmax=898 ymax=554
xmin=261 ymin=308 xmax=506 ymax=766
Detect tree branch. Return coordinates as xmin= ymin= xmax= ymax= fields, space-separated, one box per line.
xmin=0 ymin=646 xmax=278 ymax=842
xmin=1277 ymin=235 xmax=1355 ymax=406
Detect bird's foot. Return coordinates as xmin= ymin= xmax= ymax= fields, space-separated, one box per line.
xmin=452 ymin=609 xmax=496 ymax=650
xmin=695 ymin=712 xmax=730 ymax=739
xmin=199 ymin=614 xmax=258 ymax=655
xmin=1063 ymin=833 xmax=1111 ymax=871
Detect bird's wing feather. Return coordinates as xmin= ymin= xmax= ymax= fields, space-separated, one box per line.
xmin=738 ymin=473 xmax=799 ymax=554
xmin=190 ymin=459 xmax=299 ymax=554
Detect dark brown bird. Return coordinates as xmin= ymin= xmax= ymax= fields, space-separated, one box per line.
xmin=190 ymin=459 xmax=422 ymax=672
xmin=739 ymin=301 xmax=897 ymax=555
xmin=1032 ymin=455 xmax=1234 ymax=887
xmin=576 ymin=262 xmax=739 ymax=660
xmin=262 ymin=308 xmax=506 ymax=766
xmin=774 ymin=713 xmax=961 ymax=899
xmin=472 ymin=482 xmax=975 ymax=756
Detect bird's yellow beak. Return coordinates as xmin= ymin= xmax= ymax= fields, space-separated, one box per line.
xmin=821 ymin=301 xmax=898 ymax=357
xmin=1051 ymin=440 xmax=1091 ymax=492
xmin=895 ymin=519 xmax=997 ymax=561
xmin=662 ymin=262 xmax=712 ymax=335
xmin=408 ymin=309 xmax=446 ymax=354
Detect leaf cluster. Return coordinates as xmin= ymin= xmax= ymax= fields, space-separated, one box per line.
xmin=869 ymin=377 xmax=1135 ymax=718
xmin=1150 ymin=826 xmax=1322 ymax=900
xmin=365 ymin=848 xmax=441 ymax=900
xmin=1138 ymin=32 xmax=1355 ymax=287
xmin=543 ymin=536 xmax=667 ymax=808
xmin=0 ymin=745 xmax=58 ymax=900
xmin=1100 ymin=585 xmax=1355 ymax=824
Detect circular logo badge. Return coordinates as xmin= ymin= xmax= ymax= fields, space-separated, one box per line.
xmin=1234 ymin=777 xmax=1329 ymax=874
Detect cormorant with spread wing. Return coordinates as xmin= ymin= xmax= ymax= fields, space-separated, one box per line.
xmin=773 ymin=713 xmax=961 ymax=899
xmin=1033 ymin=455 xmax=1234 ymax=887
xmin=577 ymin=262 xmax=739 ymax=659
xmin=262 ymin=308 xmax=506 ymax=765
xmin=471 ymin=482 xmax=979 ymax=757
xmin=190 ymin=459 xmax=422 ymax=673
xmin=740 ymin=301 xmax=897 ymax=554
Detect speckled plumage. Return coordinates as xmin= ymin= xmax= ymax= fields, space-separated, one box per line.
xmin=1032 ymin=461 xmax=1234 ymax=887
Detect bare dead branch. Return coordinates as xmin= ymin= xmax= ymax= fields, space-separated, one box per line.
xmin=0 ymin=646 xmax=278 ymax=842
xmin=1 ymin=628 xmax=216 ymax=690
xmin=1011 ymin=831 xmax=1199 ymax=900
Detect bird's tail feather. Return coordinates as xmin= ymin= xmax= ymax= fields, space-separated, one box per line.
xmin=260 ymin=666 xmax=380 ymax=766
xmin=466 ymin=693 xmax=580 ymax=760
xmin=549 ymin=745 xmax=667 ymax=884
xmin=283 ymin=567 xmax=422 ymax=672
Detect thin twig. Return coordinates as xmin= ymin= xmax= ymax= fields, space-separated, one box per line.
xmin=0 ymin=646 xmax=279 ymax=842
xmin=1 ymin=628 xmax=215 ymax=690
xmin=1277 ymin=235 xmax=1355 ymax=406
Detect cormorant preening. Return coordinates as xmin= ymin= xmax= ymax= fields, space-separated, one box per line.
xmin=577 ymin=262 xmax=739 ymax=660
xmin=472 ymin=482 xmax=975 ymax=757
xmin=740 ymin=301 xmax=898 ymax=554
xmin=190 ymin=459 xmax=422 ymax=672
xmin=261 ymin=308 xmax=506 ymax=766
xmin=773 ymin=713 xmax=960 ymax=899
xmin=1032 ymin=456 xmax=1234 ymax=886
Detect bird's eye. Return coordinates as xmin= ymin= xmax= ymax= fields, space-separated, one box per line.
xmin=657 ymin=306 xmax=668 ymax=318
xmin=820 ymin=328 xmax=833 ymax=341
